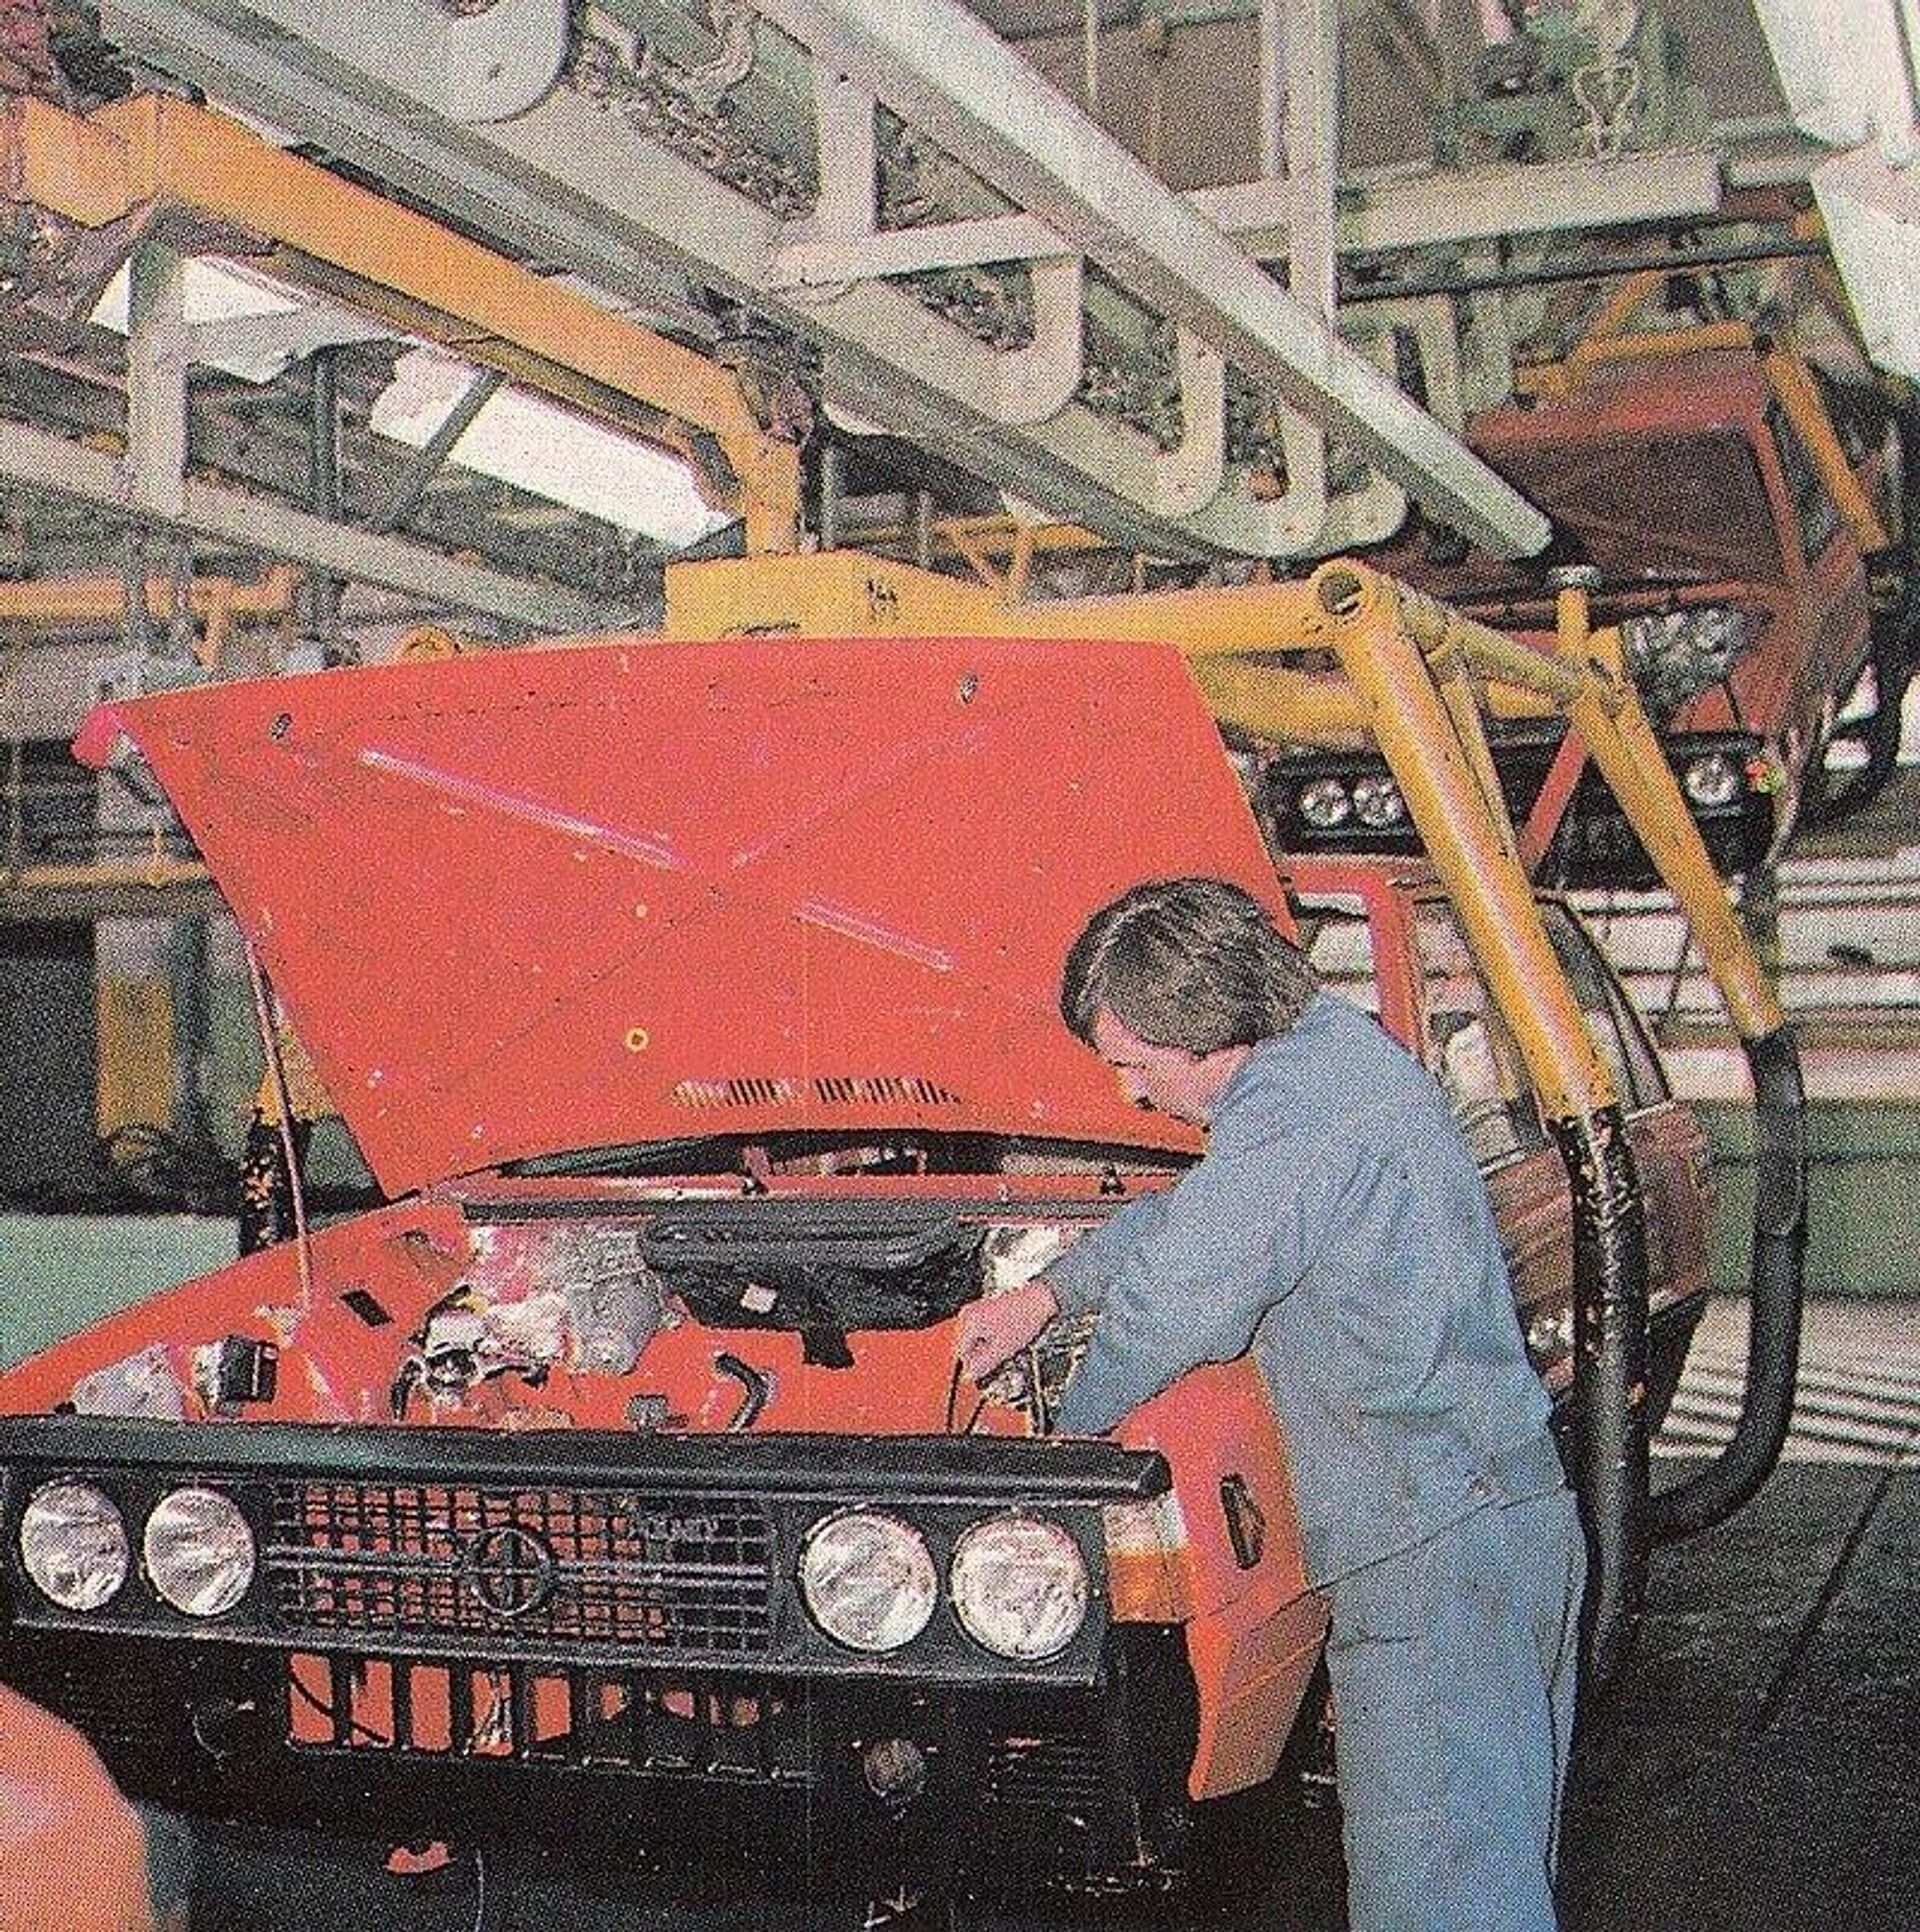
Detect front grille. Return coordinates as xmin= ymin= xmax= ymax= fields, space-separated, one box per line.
xmin=984 ymin=1729 xmax=1110 ymax=1815
xmin=266 ymin=1482 xmax=776 ymax=1660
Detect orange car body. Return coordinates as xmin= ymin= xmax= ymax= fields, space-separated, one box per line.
xmin=1266 ymin=345 xmax=1882 ymax=881
xmin=0 ymin=636 xmax=1710 ymax=1884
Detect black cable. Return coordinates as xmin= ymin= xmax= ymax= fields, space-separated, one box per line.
xmin=285 ymin=1664 xmax=390 ymax=1747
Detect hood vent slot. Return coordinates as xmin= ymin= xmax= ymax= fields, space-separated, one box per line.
xmin=672 ymin=1076 xmax=962 ymax=1111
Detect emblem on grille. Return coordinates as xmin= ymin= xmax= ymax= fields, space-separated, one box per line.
xmin=457 ymin=1524 xmax=558 ymax=1619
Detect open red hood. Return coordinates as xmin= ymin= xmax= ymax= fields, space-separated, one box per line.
xmin=77 ymin=634 xmax=1284 ymax=1196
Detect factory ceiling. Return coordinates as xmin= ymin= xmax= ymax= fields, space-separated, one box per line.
xmin=0 ymin=0 xmax=1897 ymax=685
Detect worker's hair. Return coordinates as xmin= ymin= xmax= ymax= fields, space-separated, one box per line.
xmin=1060 ymin=877 xmax=1319 ymax=1054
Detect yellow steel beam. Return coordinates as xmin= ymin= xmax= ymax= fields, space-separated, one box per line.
xmin=1187 ymin=659 xmax=1368 ymax=742
xmin=665 ymin=551 xmax=1563 ymax=713
xmin=0 ymin=564 xmax=295 ymax=634
xmin=1558 ymin=624 xmax=1783 ymax=1039
xmin=3 ymin=94 xmax=802 ymax=554
xmin=1429 ymin=650 xmax=1522 ymax=869
xmin=1581 ymin=269 xmax=1667 ymax=346
xmin=664 ymin=551 xmax=1012 ymax=637
xmin=1515 ymin=320 xmax=1755 ymax=399
xmin=1320 ymin=559 xmax=1782 ymax=1044
xmin=1305 ymin=564 xmax=1615 ymax=1119
xmin=1762 ymin=342 xmax=1890 ymax=557
xmin=1377 ymin=578 xmax=1596 ymax=709
xmin=843 ymin=513 xmax=1110 ymax=574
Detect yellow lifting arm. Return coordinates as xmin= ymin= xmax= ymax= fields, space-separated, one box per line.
xmin=1303 ymin=562 xmax=1613 ymax=1120
xmin=1 ymin=94 xmax=802 ymax=554
xmin=664 ymin=548 xmax=1783 ymax=1113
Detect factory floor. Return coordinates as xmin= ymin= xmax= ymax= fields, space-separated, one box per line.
xmin=170 ymin=1299 xmax=1919 ymax=1931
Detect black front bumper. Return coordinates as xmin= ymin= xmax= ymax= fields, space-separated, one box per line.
xmin=7 ymin=1623 xmax=1199 ymax=1885
xmin=0 ymin=1419 xmax=1196 ymax=1883
xmin=1263 ymin=727 xmax=1775 ymax=888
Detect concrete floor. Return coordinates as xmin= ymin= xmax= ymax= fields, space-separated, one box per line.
xmin=1561 ymin=1459 xmax=1919 ymax=1932
xmin=173 ymin=1299 xmax=1920 ymax=1931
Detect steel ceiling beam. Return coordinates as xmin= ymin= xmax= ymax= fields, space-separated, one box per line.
xmin=752 ymin=0 xmax=1547 ymax=556
xmin=0 ymin=420 xmax=628 ymax=632
xmin=767 ymin=148 xmax=1726 ymax=285
xmin=0 ymin=339 xmax=640 ymax=596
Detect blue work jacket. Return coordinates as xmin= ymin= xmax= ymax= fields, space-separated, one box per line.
xmin=1049 ymin=992 xmax=1566 ymax=1586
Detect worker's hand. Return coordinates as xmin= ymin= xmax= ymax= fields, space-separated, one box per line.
xmin=956 ymin=1278 xmax=1060 ymax=1382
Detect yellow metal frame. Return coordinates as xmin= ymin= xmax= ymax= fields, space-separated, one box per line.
xmin=2 ymin=94 xmax=803 ymax=554
xmin=1514 ymin=319 xmax=1755 ymax=399
xmin=1761 ymin=343 xmax=1890 ymax=556
xmin=665 ymin=550 xmax=1782 ymax=1121
xmin=0 ymin=564 xmax=298 ymax=666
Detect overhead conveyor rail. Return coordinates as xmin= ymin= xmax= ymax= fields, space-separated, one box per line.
xmin=0 ymin=91 xmax=806 ymax=586
xmin=93 ymin=0 xmax=1556 ymax=562
xmin=662 ymin=545 xmax=1806 ymax=1688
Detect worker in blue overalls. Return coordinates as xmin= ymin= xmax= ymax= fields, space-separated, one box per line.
xmin=958 ymin=876 xmax=1586 ymax=1932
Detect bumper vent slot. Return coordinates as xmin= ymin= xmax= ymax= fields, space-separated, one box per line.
xmin=285 ymin=1653 xmax=804 ymax=1782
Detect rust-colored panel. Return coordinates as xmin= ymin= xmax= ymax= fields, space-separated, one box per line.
xmin=1120 ymin=1360 xmax=1329 ymax=1800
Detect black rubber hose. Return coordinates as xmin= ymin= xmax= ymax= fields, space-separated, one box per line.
xmin=1550 ymin=1103 xmax=1649 ymax=1695
xmin=714 ymin=1351 xmax=772 ymax=1432
xmin=1649 ymin=1025 xmax=1807 ymax=1540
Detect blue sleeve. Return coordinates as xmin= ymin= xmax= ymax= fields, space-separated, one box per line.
xmin=1044 ymin=1189 xmax=1175 ymax=1318
xmin=1054 ymin=1143 xmax=1327 ymax=1435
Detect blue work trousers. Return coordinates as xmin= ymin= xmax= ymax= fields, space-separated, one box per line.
xmin=1325 ymin=1488 xmax=1586 ymax=1932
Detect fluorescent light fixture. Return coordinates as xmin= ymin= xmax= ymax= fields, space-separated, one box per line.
xmin=90 ymin=257 xmax=384 ymax=381
xmin=92 ymin=258 xmax=735 ymax=546
xmin=1752 ymin=0 xmax=1920 ymax=163
xmin=371 ymin=347 xmax=731 ymax=548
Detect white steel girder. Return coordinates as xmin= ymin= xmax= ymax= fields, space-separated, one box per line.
xmin=765 ymin=152 xmax=1726 ymax=285
xmin=101 ymin=0 xmax=1556 ymax=559
xmin=1752 ymin=0 xmax=1920 ymax=381
xmin=758 ymin=0 xmax=1549 ymax=555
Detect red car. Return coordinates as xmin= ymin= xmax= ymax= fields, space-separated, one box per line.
xmin=0 ymin=634 xmax=1714 ymax=1892
xmin=1264 ymin=340 xmax=1901 ymax=882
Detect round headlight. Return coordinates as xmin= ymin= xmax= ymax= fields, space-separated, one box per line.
xmin=798 ymin=1510 xmax=937 ymax=1654
xmin=143 ymin=1488 xmax=255 ymax=1618
xmin=949 ymin=1514 xmax=1089 ymax=1662
xmin=1297 ymin=777 xmax=1352 ymax=830
xmin=1681 ymin=750 xmax=1744 ymax=810
xmin=20 ymin=1480 xmax=129 ymax=1612
xmin=1352 ymin=772 xmax=1408 ymax=828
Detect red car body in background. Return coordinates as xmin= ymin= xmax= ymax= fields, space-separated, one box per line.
xmin=1265 ymin=340 xmax=1903 ymax=882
